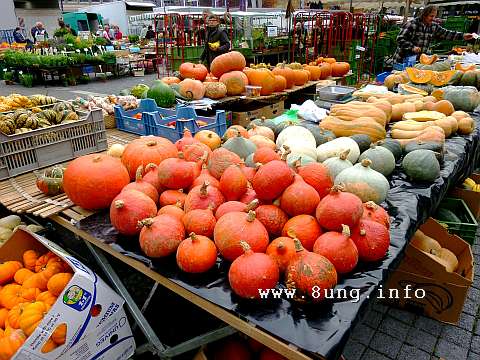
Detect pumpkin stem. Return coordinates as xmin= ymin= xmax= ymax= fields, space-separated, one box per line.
xmin=138 ymin=218 xmax=154 ymax=228
xmin=135 ymin=165 xmax=144 ymax=181
xmin=277 ymin=241 xmax=285 ymax=251
xmin=293 ymin=238 xmax=304 ymax=252
xmin=114 ymin=200 xmax=125 ymax=209
xmin=360 ymin=229 xmax=366 ymax=236
xmin=239 ymin=241 xmax=251 ymax=253
xmin=339 ymin=149 xmax=350 ymax=160
xmin=286 ymin=228 xmax=297 ymax=239
xmin=341 ymin=224 xmax=351 ymax=237
xmin=360 ymin=159 xmax=372 ymax=167
xmin=92 ymin=155 xmax=102 ymax=163
xmin=201 ymin=163 xmax=208 ymax=170
xmin=189 ymin=232 xmax=197 ymax=241
xmin=144 ymin=163 xmax=157 ymax=173
xmin=245 ymin=199 xmax=259 ymax=212
xmin=200 ymin=182 xmax=209 ymax=197
xmin=246 ymin=210 xmax=256 ymax=222
xmin=185 ymin=90 xmax=194 ymax=100
xmin=178 ymin=152 xmax=185 ymax=159
xmin=146 ymin=141 xmax=157 ymax=147
xmin=330 ymin=184 xmax=345 ymax=193
xmin=369 ymin=143 xmax=377 ymax=149
xmin=293 ymin=159 xmax=302 ymax=170
xmin=365 ymin=201 xmax=377 ymax=210
xmin=281 ymin=145 xmax=291 ymax=160
xmin=174 ymin=200 xmax=183 ymax=209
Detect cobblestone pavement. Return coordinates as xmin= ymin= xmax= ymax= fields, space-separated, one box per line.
xmin=344 ymin=226 xmax=480 ymax=360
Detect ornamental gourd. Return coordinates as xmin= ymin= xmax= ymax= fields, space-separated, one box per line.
xmin=335 ymin=159 xmax=390 ymax=204
xmin=176 ymin=233 xmax=217 ymax=273
xmin=358 ymin=144 xmax=396 ymax=177
xmin=228 ymin=241 xmax=279 ymax=299
xmin=214 ymin=211 xmax=269 ymax=262
xmin=313 ymin=225 xmax=358 ymax=274
xmin=64 ymin=154 xmax=130 ymax=210
xmin=110 ymin=189 xmax=157 ymax=236
xmin=285 ymin=239 xmax=337 ymax=302
xmin=139 ymin=215 xmax=186 ymax=258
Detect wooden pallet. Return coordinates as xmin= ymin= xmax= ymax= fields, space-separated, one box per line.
xmin=0 ymin=129 xmax=139 ymax=218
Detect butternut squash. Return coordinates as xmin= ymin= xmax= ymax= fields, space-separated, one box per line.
xmin=444 ymin=116 xmax=458 ymax=134
xmin=396 ymin=127 xmax=446 ymax=146
xmin=422 ymin=96 xmax=438 ymax=103
xmin=402 ymin=111 xmax=446 ymax=122
xmin=319 ymin=116 xmax=387 ymax=142
xmin=391 ymin=102 xmax=416 ymax=122
xmin=364 ymin=99 xmax=392 ymax=122
xmin=391 ymin=120 xmax=434 ymax=131
xmin=329 ymin=104 xmax=388 ymax=127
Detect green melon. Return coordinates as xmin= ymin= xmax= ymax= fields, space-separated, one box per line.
xmin=147 ymin=80 xmax=176 ymax=108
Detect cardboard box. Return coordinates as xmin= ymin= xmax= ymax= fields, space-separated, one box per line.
xmin=232 ymin=101 xmax=285 ymax=128
xmin=0 ymin=228 xmax=136 ymax=360
xmin=384 ymin=218 xmax=474 ymax=324
xmin=449 ymin=173 xmax=480 ymax=220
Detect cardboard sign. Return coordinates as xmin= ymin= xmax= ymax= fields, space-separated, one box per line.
xmin=0 ymin=228 xmax=136 ymax=360
xmin=384 ymin=218 xmax=474 ymax=324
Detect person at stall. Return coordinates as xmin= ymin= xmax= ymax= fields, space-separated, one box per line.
xmin=200 ymin=14 xmax=230 ymax=69
xmin=31 ymin=22 xmax=48 ymax=43
xmin=66 ymin=24 xmax=77 ymax=36
xmin=393 ymin=5 xmax=474 ymax=64
xmin=145 ymin=25 xmax=155 ymax=40
xmin=113 ymin=25 xmax=123 ymax=40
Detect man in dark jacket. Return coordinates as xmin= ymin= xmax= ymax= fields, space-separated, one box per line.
xmin=393 ymin=5 xmax=473 ymax=64
xmin=200 ymin=15 xmax=230 ymax=69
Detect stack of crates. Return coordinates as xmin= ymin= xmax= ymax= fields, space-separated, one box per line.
xmin=168 ymin=45 xmax=204 ymax=71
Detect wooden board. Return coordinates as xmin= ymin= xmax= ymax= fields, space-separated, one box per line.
xmin=0 ymin=129 xmax=137 ymax=218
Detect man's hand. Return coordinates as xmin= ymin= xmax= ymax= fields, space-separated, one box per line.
xmin=464 ymin=33 xmax=474 ymax=41
xmin=413 ymin=46 xmax=421 ymax=54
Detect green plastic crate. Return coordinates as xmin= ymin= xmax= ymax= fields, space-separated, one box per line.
xmin=433 ymin=197 xmax=478 ymax=245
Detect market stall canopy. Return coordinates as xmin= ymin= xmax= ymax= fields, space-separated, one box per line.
xmin=125 ymin=1 xmax=156 ymax=7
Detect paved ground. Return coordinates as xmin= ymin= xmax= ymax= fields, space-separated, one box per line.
xmin=0 ymin=73 xmax=158 ymax=99
xmin=343 ymin=226 xmax=480 ymax=360
xmin=2 ymin=74 xmax=479 ymax=360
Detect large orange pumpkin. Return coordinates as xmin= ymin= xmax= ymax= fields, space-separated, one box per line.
xmin=273 ymin=75 xmax=287 ymax=92
xmin=210 ymin=51 xmax=247 ymax=78
xmin=63 ymin=154 xmax=130 ymax=210
xmin=304 ymin=65 xmax=322 ymax=80
xmin=245 ymin=68 xmax=276 ymax=95
xmin=220 ymin=71 xmax=249 ymax=96
xmin=272 ymin=64 xmax=295 ymax=89
xmin=319 ymin=63 xmax=332 ymax=79
xmin=121 ymin=136 xmax=178 ymax=179
xmin=292 ymin=69 xmax=309 ymax=86
xmin=331 ymin=62 xmax=350 ymax=77
xmin=161 ymin=76 xmax=180 ymax=85
xmin=178 ymin=79 xmax=205 ymax=100
xmin=179 ymin=62 xmax=208 ymax=81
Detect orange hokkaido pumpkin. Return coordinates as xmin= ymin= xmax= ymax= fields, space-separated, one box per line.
xmin=0 ymin=284 xmax=38 ymax=309
xmin=7 ymin=303 xmax=28 ymax=329
xmin=331 ymin=62 xmax=350 ymax=77
xmin=36 ymin=291 xmax=57 ymax=307
xmin=194 ymin=130 xmax=222 ymax=150
xmin=14 ymin=268 xmax=34 ymax=285
xmin=292 ymin=70 xmax=309 ymax=86
xmin=179 ymin=62 xmax=208 ymax=81
xmin=220 ymin=71 xmax=249 ymax=96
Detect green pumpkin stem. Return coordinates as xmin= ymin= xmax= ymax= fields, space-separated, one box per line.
xmin=175 ymin=200 xmax=183 ymax=209
xmin=293 ymin=238 xmax=304 ymax=252
xmin=189 ymin=232 xmax=197 ymax=241
xmin=144 ymin=163 xmax=157 ymax=173
xmin=138 ymin=217 xmax=154 ymax=228
xmin=178 ymin=152 xmax=185 ymax=159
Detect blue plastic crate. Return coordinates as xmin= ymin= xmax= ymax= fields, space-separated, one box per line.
xmin=376 ymin=71 xmax=391 ymax=84
xmin=143 ymin=109 xmax=227 ymax=142
xmin=114 ymin=98 xmax=177 ymax=135
xmin=393 ymin=55 xmax=417 ymax=71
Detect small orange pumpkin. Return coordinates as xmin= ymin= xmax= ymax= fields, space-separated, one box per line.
xmin=0 ymin=262 xmax=23 ymax=286
xmin=292 ymin=69 xmax=309 ymax=86
xmin=273 ymin=75 xmax=287 ymax=92
xmin=51 ymin=323 xmax=67 ymax=345
xmin=14 ymin=268 xmax=34 ymax=285
xmin=0 ymin=308 xmax=8 ymax=328
xmin=323 ymin=57 xmax=337 ymax=64
xmin=194 ymin=130 xmax=221 ymax=150
xmin=47 ymin=273 xmax=73 ymax=297
xmin=0 ymin=329 xmax=26 ymax=360
xmin=303 ymin=65 xmax=322 ymax=80
xmin=19 ymin=301 xmax=49 ymax=336
xmin=36 ymin=291 xmax=57 ymax=307
xmin=331 ymin=62 xmax=350 ymax=77
xmin=22 ymin=250 xmax=38 ymax=271
xmin=7 ymin=303 xmax=28 ymax=329
xmin=178 ymin=79 xmax=205 ymax=100
xmin=0 ymin=284 xmax=36 ymax=309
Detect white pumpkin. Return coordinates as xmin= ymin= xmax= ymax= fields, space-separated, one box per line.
xmin=276 ymin=126 xmax=317 ymax=149
xmin=286 ymin=153 xmax=316 ymax=168
xmin=316 ymin=137 xmax=360 ymax=163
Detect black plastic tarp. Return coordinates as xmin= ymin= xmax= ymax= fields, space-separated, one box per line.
xmin=77 ymin=115 xmax=480 ymax=360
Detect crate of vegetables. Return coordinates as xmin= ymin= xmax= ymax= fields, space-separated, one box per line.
xmin=114 ymin=98 xmax=176 ymax=135
xmin=143 ymin=107 xmax=227 ymax=142
xmin=0 ymin=108 xmax=107 ymax=180
xmin=0 ymin=227 xmax=135 ymax=359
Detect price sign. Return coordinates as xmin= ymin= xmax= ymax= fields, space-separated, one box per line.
xmin=267 ymin=26 xmax=278 ymax=38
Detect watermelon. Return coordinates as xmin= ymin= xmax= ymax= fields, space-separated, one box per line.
xmin=147 ymin=80 xmax=176 ymax=108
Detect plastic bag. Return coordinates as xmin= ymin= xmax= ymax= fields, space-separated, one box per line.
xmin=291 ymin=100 xmax=328 ymax=123
xmin=271 ymin=109 xmax=300 ymax=125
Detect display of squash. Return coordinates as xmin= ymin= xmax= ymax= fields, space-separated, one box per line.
xmin=316 ymin=136 xmax=361 ymax=163
xmin=419 ymin=54 xmax=438 ymax=65
xmin=411 ymin=230 xmax=458 ymax=272
xmin=319 ymin=116 xmax=387 ymax=142
xmin=329 ymin=102 xmax=388 ymax=126
xmin=432 ymin=86 xmax=480 ymax=112
xmin=402 ymin=149 xmax=440 ymax=182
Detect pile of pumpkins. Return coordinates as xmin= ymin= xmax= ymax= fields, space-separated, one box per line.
xmin=0 ymin=249 xmax=73 ymax=358
xmin=61 ymin=124 xmax=392 ymax=303
xmin=157 ymin=51 xmax=351 ymax=101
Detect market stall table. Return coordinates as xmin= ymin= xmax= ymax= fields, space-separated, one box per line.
xmin=1 ymin=115 xmax=479 ymax=359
